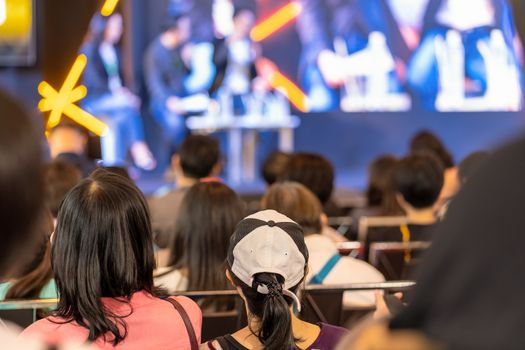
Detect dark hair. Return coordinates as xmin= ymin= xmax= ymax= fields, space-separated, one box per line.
xmin=261 ymin=182 xmax=322 ymax=235
xmin=366 ymin=155 xmax=398 ymax=206
xmin=101 ymin=166 xmax=131 ymax=180
xmin=0 ymin=91 xmax=44 ymax=276
xmin=281 ymin=153 xmax=334 ymax=205
xmin=45 ymin=159 xmax=82 ymax=217
xmin=229 ymin=271 xmax=304 ymax=350
xmin=458 ymin=151 xmax=491 ymax=185
xmin=52 ymin=169 xmax=163 ymax=345
xmin=262 ymin=151 xmax=291 ymax=186
xmin=178 ymin=135 xmax=221 ymax=179
xmin=394 ymin=153 xmax=444 ymax=209
xmin=410 ymin=130 xmax=454 ymax=168
xmin=169 ymin=182 xmax=245 ymax=293
xmin=6 ymin=210 xmax=54 ymax=300
xmin=162 ymin=14 xmax=190 ymax=32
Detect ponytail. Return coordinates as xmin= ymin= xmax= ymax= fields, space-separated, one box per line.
xmin=233 ymin=271 xmax=299 ymax=350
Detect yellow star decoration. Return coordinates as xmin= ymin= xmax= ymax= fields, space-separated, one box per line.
xmin=101 ymin=0 xmax=119 ymax=17
xmin=38 ymin=54 xmax=109 ymax=137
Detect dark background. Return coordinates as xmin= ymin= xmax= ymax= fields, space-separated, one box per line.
xmin=1 ymin=0 xmax=524 ymax=190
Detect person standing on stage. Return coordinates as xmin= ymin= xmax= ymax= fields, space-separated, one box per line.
xmin=81 ymin=13 xmax=156 ymax=170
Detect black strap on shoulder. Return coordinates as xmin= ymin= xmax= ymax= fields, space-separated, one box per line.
xmin=164 ymin=297 xmax=199 ymax=350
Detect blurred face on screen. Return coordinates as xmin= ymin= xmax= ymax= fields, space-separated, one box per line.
xmin=105 ymin=13 xmax=123 ymax=44
xmin=177 ymin=16 xmax=192 ymax=44
xmin=233 ymin=10 xmax=255 ymax=39
xmin=437 ymin=0 xmax=495 ymax=31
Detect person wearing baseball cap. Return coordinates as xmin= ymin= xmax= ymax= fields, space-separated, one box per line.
xmin=204 ymin=210 xmax=347 ymax=350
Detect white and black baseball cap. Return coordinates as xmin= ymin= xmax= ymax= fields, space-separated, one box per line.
xmin=227 ymin=210 xmax=309 ymax=297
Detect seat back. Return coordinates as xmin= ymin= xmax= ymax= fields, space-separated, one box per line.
xmin=369 ymin=241 xmax=431 ymax=280
xmin=358 ymin=216 xmax=408 ymax=242
xmin=300 ymin=288 xmax=344 ymax=325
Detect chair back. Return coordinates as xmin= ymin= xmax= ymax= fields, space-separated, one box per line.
xmin=369 ymin=241 xmax=431 ymax=280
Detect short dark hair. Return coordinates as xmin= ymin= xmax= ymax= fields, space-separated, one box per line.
xmin=0 ymin=91 xmax=44 ymax=276
xmin=262 ymin=151 xmax=291 ymax=186
xmin=410 ymin=130 xmax=454 ymax=168
xmin=366 ymin=155 xmax=399 ymax=207
xmin=281 ymin=153 xmax=334 ymax=205
xmin=45 ymin=159 xmax=82 ymax=217
xmin=178 ymin=135 xmax=220 ymax=179
xmin=169 ymin=182 xmax=245 ymax=293
xmin=261 ymin=182 xmax=322 ymax=235
xmin=394 ymin=153 xmax=444 ymax=209
xmin=52 ymin=169 xmax=162 ymax=345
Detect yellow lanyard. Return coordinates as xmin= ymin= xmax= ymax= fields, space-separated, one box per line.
xmin=400 ymin=224 xmax=412 ymax=263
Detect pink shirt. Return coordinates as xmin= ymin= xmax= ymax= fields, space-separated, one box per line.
xmin=21 ymin=292 xmax=202 ymax=349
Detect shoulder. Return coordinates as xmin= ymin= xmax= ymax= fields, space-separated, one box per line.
xmin=316 ymin=323 xmax=349 ymax=348
xmin=21 ymin=317 xmax=84 ymax=344
xmin=339 ymin=256 xmax=385 ymax=280
xmin=168 ymin=295 xmax=203 ymax=327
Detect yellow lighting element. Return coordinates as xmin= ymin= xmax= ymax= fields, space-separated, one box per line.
xmin=38 ymin=54 xmax=109 ymax=136
xmin=270 ymin=71 xmax=309 ymax=112
xmin=250 ymin=2 xmax=302 ymax=42
xmin=101 ymin=0 xmax=119 ymax=17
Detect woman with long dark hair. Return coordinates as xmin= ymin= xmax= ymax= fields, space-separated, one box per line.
xmin=22 ymin=170 xmax=202 ymax=349
xmin=81 ymin=13 xmax=155 ymax=170
xmin=154 ymin=181 xmax=245 ymax=308
xmin=204 ymin=210 xmax=347 ymax=350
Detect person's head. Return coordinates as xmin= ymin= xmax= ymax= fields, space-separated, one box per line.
xmin=174 ymin=135 xmax=221 ymax=181
xmin=410 ymin=130 xmax=454 ymax=168
xmin=394 ymin=154 xmax=444 ymax=212
xmin=261 ymin=151 xmax=291 ymax=186
xmin=52 ymin=169 xmax=159 ymax=345
xmin=104 ymin=13 xmax=123 ymax=44
xmin=169 ymin=181 xmax=245 ymax=291
xmin=232 ymin=8 xmax=256 ymax=38
xmin=0 ymin=91 xmax=44 ymax=277
xmin=45 ymin=159 xmax=82 ymax=218
xmin=281 ymin=153 xmax=335 ymax=205
xmin=458 ymin=151 xmax=491 ymax=185
xmin=261 ymin=182 xmax=323 ymax=236
xmin=226 ymin=210 xmax=309 ymax=350
xmin=162 ymin=15 xmax=191 ymax=45
xmin=366 ymin=155 xmax=399 ymax=207
xmin=47 ymin=122 xmax=88 ymax=159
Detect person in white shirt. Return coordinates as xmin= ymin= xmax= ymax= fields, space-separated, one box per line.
xmin=261 ymin=181 xmax=385 ymax=309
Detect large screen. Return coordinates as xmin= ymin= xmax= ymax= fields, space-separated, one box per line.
xmin=0 ymin=0 xmax=35 ymax=66
xmin=293 ymin=0 xmax=524 ymax=112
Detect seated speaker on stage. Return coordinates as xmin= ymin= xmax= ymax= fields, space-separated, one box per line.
xmin=144 ymin=14 xmax=213 ymax=151
xmin=80 ymin=13 xmax=155 ymax=170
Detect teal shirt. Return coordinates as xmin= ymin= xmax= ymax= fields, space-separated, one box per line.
xmin=0 ymin=279 xmax=58 ymax=300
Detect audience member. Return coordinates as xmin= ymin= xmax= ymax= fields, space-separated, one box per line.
xmin=149 ymin=135 xmax=222 ymax=249
xmin=281 ymin=153 xmax=343 ymax=216
xmin=0 ymin=91 xmax=45 ymax=278
xmin=0 ymin=210 xmax=55 ymax=300
xmin=261 ymin=151 xmax=290 ymax=187
xmin=0 ymin=91 xmax=52 ymax=348
xmin=204 ymin=210 xmax=347 ymax=350
xmin=155 ymin=181 xmax=245 ymax=310
xmin=409 ymin=130 xmax=459 ymax=212
xmin=45 ymin=159 xmax=82 ymax=219
xmin=22 ymin=170 xmax=202 ymax=349
xmin=366 ymin=153 xmax=444 ymax=259
xmin=261 ymin=182 xmax=384 ymax=309
xmin=342 ymin=137 xmax=525 ymax=350
xmin=47 ymin=122 xmax=97 ymax=177
xmin=351 ymin=155 xmax=403 ymax=238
